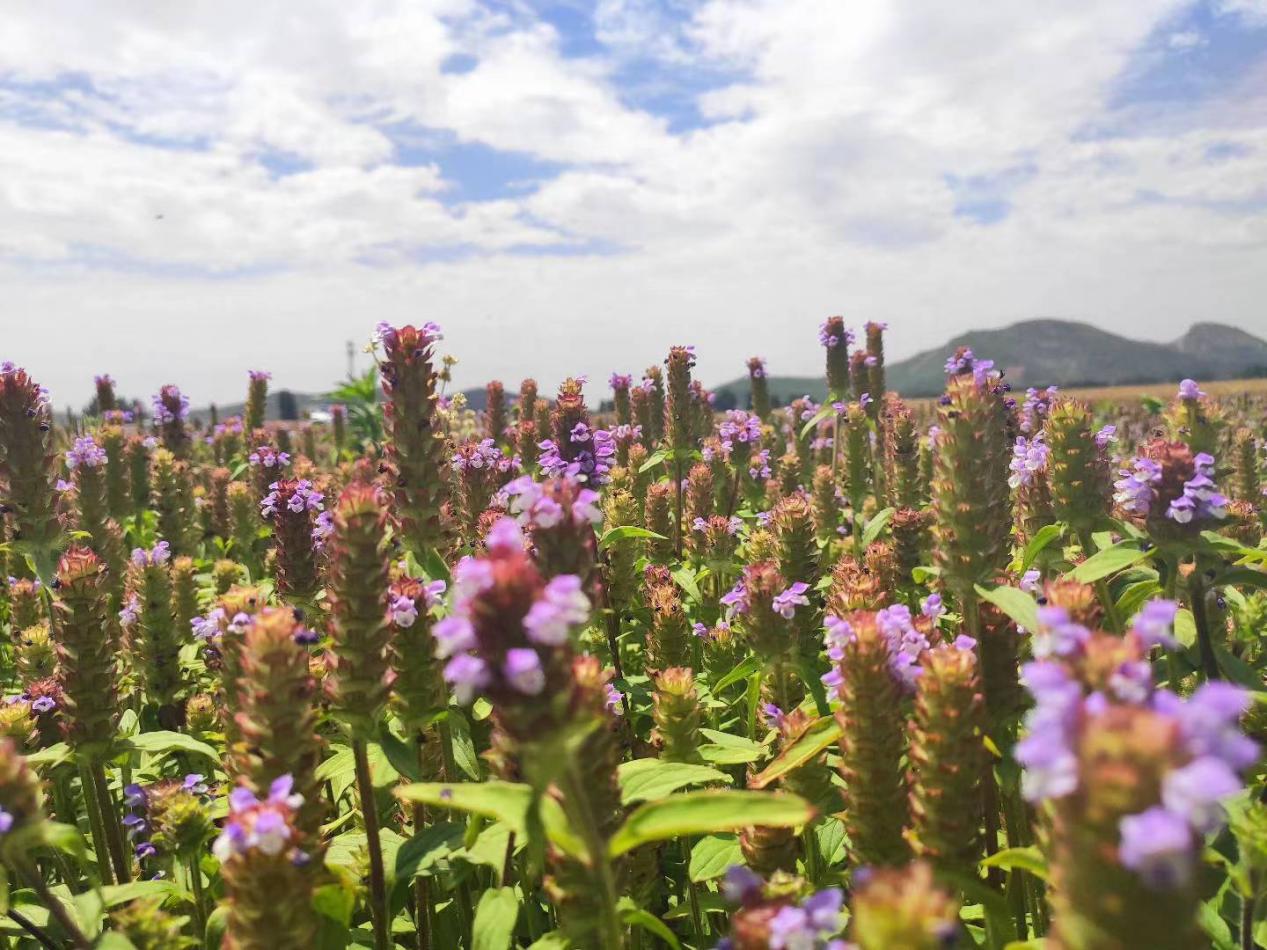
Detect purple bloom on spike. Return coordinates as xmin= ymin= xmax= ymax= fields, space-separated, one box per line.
xmin=772 ymin=582 xmax=811 ymax=619
xmin=1118 ymin=807 xmax=1194 ymax=889
xmin=1177 ymin=379 xmax=1204 ymax=400
xmin=503 ymin=648 xmax=546 ymax=695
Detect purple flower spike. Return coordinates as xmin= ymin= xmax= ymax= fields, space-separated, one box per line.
xmin=1118 ymin=806 xmax=1194 ymax=890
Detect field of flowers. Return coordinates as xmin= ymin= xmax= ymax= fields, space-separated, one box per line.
xmin=0 ymin=318 xmax=1265 ymax=949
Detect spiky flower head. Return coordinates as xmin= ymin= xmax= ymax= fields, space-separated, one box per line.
xmin=931 ymin=370 xmax=1013 ymax=600
xmin=541 ymin=384 xmax=615 ymax=485
xmin=0 ymin=700 xmax=37 ymax=751
xmin=514 ymin=417 xmax=541 ymax=474
xmin=150 ymin=447 xmax=196 ymax=555
xmin=259 ymin=478 xmax=325 ymax=605
xmin=820 ymin=316 xmax=853 ymax=397
xmin=215 ymin=775 xmax=316 ymax=950
xmin=110 ymin=899 xmax=197 ymax=950
xmin=127 ymin=542 xmax=185 ymax=726
xmin=643 ymin=481 xmax=675 ymax=563
xmin=825 ymin=612 xmax=912 ymax=867
xmin=245 ymin=370 xmax=270 ymax=434
xmin=0 ymin=739 xmax=45 ymax=857
xmin=642 ymin=365 xmax=666 ymax=443
xmin=664 ymin=345 xmax=697 ymax=454
xmin=747 ymin=356 xmax=771 ymax=419
xmin=651 ymin=667 xmax=703 ymax=764
xmin=94 ymin=373 xmax=118 ymax=413
xmin=435 ymin=517 xmax=592 ymax=743
xmin=905 ymin=637 xmax=986 ymax=876
xmin=387 ymin=574 xmax=448 ymax=730
xmin=1165 ymin=377 xmax=1227 ymax=461
xmin=484 ymin=378 xmax=507 ymax=443
xmin=847 ymin=862 xmax=960 ymax=950
xmin=152 ymin=384 xmax=191 ymax=458
xmin=600 ymin=486 xmax=640 ymax=615
xmin=15 ymin=621 xmax=55 ymax=683
xmin=52 ymin=547 xmax=122 ymax=756
xmin=0 ymin=363 xmax=58 ymax=555
xmin=1046 ymin=398 xmax=1113 ymax=537
xmin=503 ymin=474 xmax=601 ymax=580
xmin=230 ymin=609 xmax=326 ymax=845
xmin=6 ymin=576 xmax=43 ymax=632
xmin=1114 ymin=439 xmax=1227 ymax=538
xmin=1231 ymin=427 xmax=1261 ymax=503
xmin=324 ymin=482 xmax=392 ymax=735
xmin=378 ymin=321 xmax=451 ymax=560
xmin=644 ymin=566 xmax=692 ymax=672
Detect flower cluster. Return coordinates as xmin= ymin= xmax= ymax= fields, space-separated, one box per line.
xmin=151 ymin=384 xmax=190 ymax=424
xmin=1008 ymin=435 xmax=1049 ymax=489
xmin=248 ymin=446 xmax=290 ymax=469
xmin=212 ymin=775 xmax=308 ymax=866
xmin=1019 ymin=385 xmax=1059 ymax=434
xmin=260 ymin=479 xmax=323 ymax=519
xmin=1018 ymin=610 xmax=1257 ymax=889
xmin=772 ymin=581 xmax=811 ymax=619
xmin=502 ymin=475 xmax=601 ymax=530
xmin=819 ymin=317 xmax=853 ymax=349
xmin=451 ymin=438 xmax=518 ymax=475
xmin=538 ymin=422 xmax=615 ymax=484
xmin=1115 ymin=444 xmax=1227 ymax=525
xmin=131 ymin=540 xmax=171 ymax=568
xmin=822 ymin=604 xmax=929 ymax=699
xmin=65 ymin=435 xmax=107 ymax=469
xmin=433 ymin=518 xmax=590 ymax=706
xmin=388 ymin=579 xmax=445 ymax=627
xmin=1167 ymin=451 xmax=1226 ymax=523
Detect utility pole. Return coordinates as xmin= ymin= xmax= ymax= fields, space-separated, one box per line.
xmin=346 ymin=340 xmax=355 ymax=379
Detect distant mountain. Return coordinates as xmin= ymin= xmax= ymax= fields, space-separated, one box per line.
xmin=712 ymin=319 xmax=1267 ymax=404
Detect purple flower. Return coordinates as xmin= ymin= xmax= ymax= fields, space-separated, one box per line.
xmin=65 ymin=436 xmax=107 ymax=470
xmin=523 ymin=575 xmax=589 ymax=646
xmin=135 ymin=842 xmax=158 ymax=859
xmin=1162 ymin=757 xmax=1241 ymax=833
xmin=1009 ymin=436 xmax=1049 ymax=489
xmin=719 ymin=580 xmax=749 ymax=616
xmin=1114 ymin=457 xmax=1162 ymax=515
xmin=249 ymin=370 xmax=272 ymax=382
xmin=432 ymin=616 xmax=476 ymax=659
xmin=389 ymin=594 xmax=419 ymax=628
xmin=131 ymin=541 xmax=171 ymax=568
xmin=772 ymin=582 xmax=811 ymax=619
xmin=818 ymin=319 xmax=853 ymax=350
xmin=191 ymin=607 xmax=226 ymax=642
xmin=1020 ymin=569 xmax=1042 ymax=593
xmin=722 ymin=865 xmax=764 ymax=904
xmin=312 ymin=510 xmax=334 ymax=547
xmin=1177 ymin=378 xmax=1205 ymax=400
xmin=1163 ymin=682 xmax=1259 ymax=772
xmin=1167 ymin=452 xmax=1226 ymax=523
xmin=1095 ymin=424 xmax=1117 ymax=448
xmin=610 ymin=373 xmax=632 ymax=390
xmin=443 ymin=653 xmax=491 ymax=705
xmin=1118 ymin=807 xmax=1194 ymax=889
xmin=249 ymin=446 xmax=290 ymax=468
xmin=503 ymin=649 xmax=545 ymax=696
xmin=604 ymin=683 xmax=624 ymax=716
xmin=119 ymin=596 xmax=141 ymax=626
xmin=1033 ymin=605 xmax=1090 ymax=660
xmin=761 ymin=703 xmax=786 ymax=730
xmin=183 ymin=773 xmax=209 ymax=796
xmin=1132 ymin=599 xmax=1179 ymax=650
xmin=0 ymin=809 xmax=12 ymax=835
xmin=31 ymin=696 xmax=56 ymax=714
xmin=921 ymin=593 xmax=944 ymax=619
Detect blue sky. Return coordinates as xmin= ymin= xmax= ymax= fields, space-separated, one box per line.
xmin=1 ymin=0 xmax=1265 ymax=407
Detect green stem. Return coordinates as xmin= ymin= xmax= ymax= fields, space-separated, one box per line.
xmin=964 ymin=594 xmax=1004 ymax=892
xmin=187 ymin=855 xmax=208 ymax=939
xmin=78 ymin=763 xmax=115 ymax=886
xmin=1188 ymin=572 xmax=1222 ymax=681
xmin=1242 ymin=888 xmax=1257 ymax=950
xmin=559 ymin=762 xmax=626 ymax=950
xmin=19 ymin=864 xmax=92 ymax=949
xmin=352 ymin=738 xmax=390 ymax=950
xmin=90 ymin=760 xmax=131 ymax=883
xmin=1076 ymin=528 xmax=1121 ymax=632
xmin=682 ymin=839 xmax=707 ymax=943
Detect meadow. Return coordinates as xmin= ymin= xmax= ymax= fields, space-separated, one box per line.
xmin=0 ymin=319 xmax=1265 ymax=949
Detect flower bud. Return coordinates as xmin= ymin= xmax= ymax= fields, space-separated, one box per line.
xmin=52 ymin=548 xmax=122 ymax=756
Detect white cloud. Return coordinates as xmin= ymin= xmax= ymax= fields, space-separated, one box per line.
xmin=0 ymin=0 xmax=1264 ymax=410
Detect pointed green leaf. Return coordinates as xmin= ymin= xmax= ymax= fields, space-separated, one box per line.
xmin=974 ymin=584 xmax=1038 ymax=634
xmin=1070 ymin=543 xmax=1151 ymax=583
xmin=472 ymin=886 xmax=519 ymax=950
xmin=749 ymin=716 xmax=842 ymax=790
xmin=608 ymin=790 xmax=814 ymax=857
xmin=860 ymin=507 xmax=895 ymax=548
xmin=980 ymin=846 xmax=1048 ymax=881
xmin=616 ymin=759 xmax=731 ymax=806
xmin=600 ymin=525 xmax=668 ymax=547
xmin=688 ymin=834 xmax=742 ymax=882
xmin=1020 ymin=523 xmax=1064 ymax=571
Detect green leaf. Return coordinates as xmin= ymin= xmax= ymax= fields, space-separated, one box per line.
xmin=447 ymin=710 xmax=481 ymax=781
xmin=608 ymin=790 xmax=814 ymax=857
xmin=1115 ymin=579 xmax=1163 ymax=621
xmin=1070 ymin=543 xmax=1151 ymax=583
xmin=472 ymin=887 xmax=519 ymax=950
xmin=527 ymin=933 xmax=570 ymax=950
xmin=799 ymin=404 xmax=835 ymax=440
xmin=375 ymin=724 xmax=423 ymax=782
xmin=26 ymin=742 xmax=74 ymax=771
xmin=750 ymin=716 xmax=842 ymax=790
xmin=397 ymin=782 xmax=532 ymax=833
xmin=974 ymin=584 xmax=1038 ymax=633
xmin=1174 ymin=609 xmax=1196 ymax=648
xmin=1020 ymin=523 xmax=1064 ymax=571
xmin=711 ymin=655 xmax=763 ymax=692
xmin=639 ymin=450 xmax=668 ymax=474
xmin=980 ymin=846 xmax=1048 ymax=882
xmin=422 ymin=548 xmax=452 ymax=584
xmin=688 ymin=834 xmax=742 ymax=882
xmin=600 ymin=525 xmax=667 ymax=547
xmin=126 ymin=731 xmax=219 ymax=765
xmin=860 ymin=507 xmax=894 ymax=548
xmin=698 ymin=729 xmax=765 ymax=764
xmin=616 ymin=759 xmax=731 ymax=806
xmin=1218 ymin=567 xmax=1267 ymax=592
xmin=618 ymin=898 xmax=683 ymax=950
xmin=671 ymin=566 xmax=702 ymax=603
xmin=313 ymin=881 xmax=356 ymax=927
xmin=394 ymin=821 xmax=466 ymax=882
xmin=204 ymin=905 xmax=229 ymax=950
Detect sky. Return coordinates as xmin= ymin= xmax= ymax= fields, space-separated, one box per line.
xmin=2 ymin=0 xmax=1266 ymax=410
